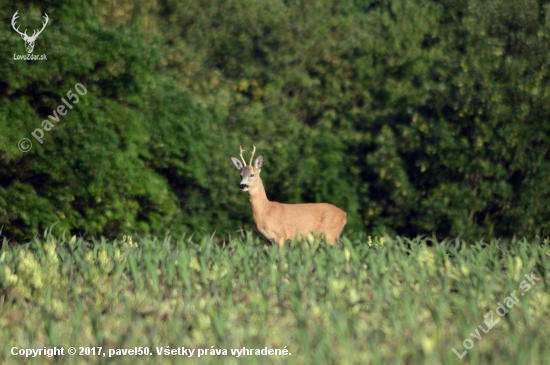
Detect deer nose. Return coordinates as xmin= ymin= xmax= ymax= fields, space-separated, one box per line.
xmin=240 ymin=184 xmax=248 ymax=189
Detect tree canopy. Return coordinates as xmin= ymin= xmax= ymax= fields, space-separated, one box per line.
xmin=1 ymin=0 xmax=549 ymax=242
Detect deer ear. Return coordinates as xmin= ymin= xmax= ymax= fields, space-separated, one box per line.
xmin=254 ymin=154 xmax=264 ymax=170
xmin=231 ymin=157 xmax=244 ymax=170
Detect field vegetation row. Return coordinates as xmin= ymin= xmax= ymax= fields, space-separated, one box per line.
xmin=1 ymin=233 xmax=549 ymax=364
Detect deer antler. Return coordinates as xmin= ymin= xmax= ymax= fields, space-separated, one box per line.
xmin=30 ymin=13 xmax=49 ymax=40
xmin=239 ymin=145 xmax=247 ymax=166
xmin=249 ymin=145 xmax=256 ymax=166
xmin=11 ymin=11 xmax=28 ymax=38
xmin=11 ymin=11 xmax=49 ymax=40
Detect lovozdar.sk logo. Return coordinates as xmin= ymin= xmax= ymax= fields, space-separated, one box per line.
xmin=11 ymin=11 xmax=49 ymax=54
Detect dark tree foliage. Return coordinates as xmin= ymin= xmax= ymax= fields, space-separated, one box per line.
xmin=1 ymin=0 xmax=549 ymax=242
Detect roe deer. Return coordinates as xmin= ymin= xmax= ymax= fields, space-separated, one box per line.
xmin=231 ymin=145 xmax=347 ymax=248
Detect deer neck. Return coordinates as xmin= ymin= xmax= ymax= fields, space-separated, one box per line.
xmin=248 ymin=177 xmax=269 ymax=220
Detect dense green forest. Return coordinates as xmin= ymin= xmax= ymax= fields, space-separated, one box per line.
xmin=1 ymin=0 xmax=549 ymax=242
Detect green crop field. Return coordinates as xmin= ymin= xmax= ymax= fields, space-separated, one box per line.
xmin=0 ymin=233 xmax=548 ymax=364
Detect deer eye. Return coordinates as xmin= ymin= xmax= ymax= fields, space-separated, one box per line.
xmin=250 ymin=174 xmax=255 ymax=177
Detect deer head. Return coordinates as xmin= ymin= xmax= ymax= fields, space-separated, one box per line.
xmin=11 ymin=11 xmax=49 ymax=54
xmin=231 ymin=145 xmax=264 ymax=192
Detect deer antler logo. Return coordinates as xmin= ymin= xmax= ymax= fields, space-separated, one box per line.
xmin=11 ymin=11 xmax=49 ymax=54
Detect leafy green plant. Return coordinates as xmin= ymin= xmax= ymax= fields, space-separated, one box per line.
xmin=0 ymin=232 xmax=548 ymax=364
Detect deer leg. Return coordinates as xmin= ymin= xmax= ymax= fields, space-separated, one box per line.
xmin=325 ymin=233 xmax=336 ymax=245
xmin=263 ymin=238 xmax=273 ymax=249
